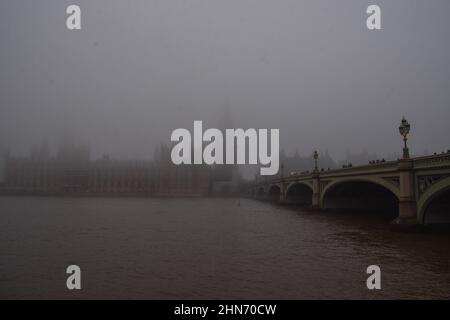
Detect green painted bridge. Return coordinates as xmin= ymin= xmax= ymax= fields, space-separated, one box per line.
xmin=248 ymin=153 xmax=450 ymax=228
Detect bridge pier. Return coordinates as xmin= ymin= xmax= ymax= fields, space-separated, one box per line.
xmin=311 ymin=172 xmax=321 ymax=210
xmin=279 ymin=183 xmax=287 ymax=203
xmin=391 ymin=159 xmax=421 ymax=231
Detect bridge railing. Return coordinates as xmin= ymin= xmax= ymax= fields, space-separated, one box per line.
xmin=250 ymin=160 xmax=398 ymax=187
xmin=413 ymin=152 xmax=450 ymax=168
xmin=313 ymin=160 xmax=398 ymax=175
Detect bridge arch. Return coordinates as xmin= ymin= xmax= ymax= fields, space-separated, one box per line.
xmin=418 ymin=176 xmax=450 ymax=224
xmin=320 ymin=177 xmax=399 ymax=213
xmin=285 ymin=182 xmax=313 ymax=205
xmin=268 ymin=184 xmax=281 ymax=201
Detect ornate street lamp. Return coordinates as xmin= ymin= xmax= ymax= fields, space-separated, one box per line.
xmin=313 ymin=150 xmax=319 ymax=171
xmin=399 ymin=117 xmax=411 ymax=159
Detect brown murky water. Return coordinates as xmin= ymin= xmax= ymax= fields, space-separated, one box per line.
xmin=0 ymin=196 xmax=449 ymax=299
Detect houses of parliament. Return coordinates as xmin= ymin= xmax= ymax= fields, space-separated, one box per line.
xmin=0 ymin=140 xmax=232 ymax=197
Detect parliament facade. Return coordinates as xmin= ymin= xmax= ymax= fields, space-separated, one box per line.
xmin=0 ymin=143 xmax=211 ymax=197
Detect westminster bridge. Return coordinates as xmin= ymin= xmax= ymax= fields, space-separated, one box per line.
xmin=248 ymin=152 xmax=450 ymax=228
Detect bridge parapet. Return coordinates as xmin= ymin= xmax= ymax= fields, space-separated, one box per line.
xmin=413 ymin=153 xmax=450 ymax=169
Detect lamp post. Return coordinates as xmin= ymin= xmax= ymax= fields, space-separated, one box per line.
xmin=398 ymin=117 xmax=411 ymax=159
xmin=311 ymin=150 xmax=320 ymax=209
xmin=313 ymin=150 xmax=319 ymax=172
xmin=394 ymin=117 xmax=418 ymax=229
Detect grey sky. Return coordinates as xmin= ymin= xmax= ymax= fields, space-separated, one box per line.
xmin=1 ymin=0 xmax=449 ymax=161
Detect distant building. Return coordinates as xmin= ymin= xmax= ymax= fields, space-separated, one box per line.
xmin=155 ymin=145 xmax=211 ymax=196
xmin=1 ymin=142 xmax=211 ymax=197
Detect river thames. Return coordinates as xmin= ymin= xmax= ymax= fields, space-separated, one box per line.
xmin=0 ymin=196 xmax=449 ymax=299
